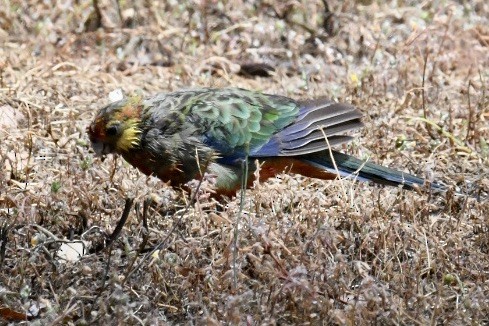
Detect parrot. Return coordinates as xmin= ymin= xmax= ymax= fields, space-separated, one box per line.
xmin=87 ymin=88 xmax=443 ymax=198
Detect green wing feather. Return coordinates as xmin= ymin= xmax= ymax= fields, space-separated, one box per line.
xmin=195 ymin=88 xmax=299 ymax=152
xmin=142 ymin=88 xmax=300 ymax=159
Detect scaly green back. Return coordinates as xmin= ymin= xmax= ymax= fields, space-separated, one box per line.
xmin=142 ymin=88 xmax=300 ymax=161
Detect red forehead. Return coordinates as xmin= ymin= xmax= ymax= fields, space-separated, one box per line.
xmin=87 ymin=116 xmax=108 ymax=140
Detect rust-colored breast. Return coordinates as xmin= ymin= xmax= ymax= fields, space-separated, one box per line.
xmin=122 ymin=150 xmax=154 ymax=176
xmin=122 ymin=150 xmax=197 ymax=188
xmin=213 ymin=157 xmax=338 ymax=198
xmin=257 ymin=157 xmax=338 ymax=183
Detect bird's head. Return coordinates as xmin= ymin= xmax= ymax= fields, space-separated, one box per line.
xmin=87 ymin=95 xmax=143 ymax=157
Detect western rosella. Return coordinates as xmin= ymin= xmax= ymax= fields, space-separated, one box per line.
xmin=87 ymin=88 xmax=442 ymax=197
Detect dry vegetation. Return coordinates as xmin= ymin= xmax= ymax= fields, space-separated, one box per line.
xmin=1 ymin=0 xmax=488 ymax=324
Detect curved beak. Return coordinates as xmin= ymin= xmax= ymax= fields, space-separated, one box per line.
xmin=90 ymin=141 xmax=111 ymax=160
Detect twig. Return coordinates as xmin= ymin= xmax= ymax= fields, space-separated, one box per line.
xmin=51 ymin=300 xmax=78 ymax=325
xmin=88 ymin=198 xmax=134 ymax=322
xmin=404 ymin=116 xmax=471 ymax=153
xmin=107 ymin=198 xmax=134 ymax=246
xmin=91 ymin=0 xmax=102 ymax=29
xmin=421 ymin=47 xmax=430 ymax=125
xmin=122 ymin=198 xmax=151 ymax=285
xmin=0 ymin=222 xmax=13 ymax=267
xmin=89 ymin=245 xmax=113 ymax=323
xmin=429 ymin=10 xmax=452 ymax=81
xmin=320 ymin=128 xmax=348 ymax=200
xmin=233 ymin=155 xmax=249 ymax=289
xmin=465 ymin=80 xmax=474 ymax=143
xmin=122 ymin=156 xmax=212 ymax=282
xmin=91 ymin=197 xmax=134 ymax=254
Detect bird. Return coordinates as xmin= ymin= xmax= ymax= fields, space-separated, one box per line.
xmin=87 ymin=87 xmax=443 ymax=198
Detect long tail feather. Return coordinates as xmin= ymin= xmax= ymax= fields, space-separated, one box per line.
xmin=302 ymin=150 xmax=445 ymax=191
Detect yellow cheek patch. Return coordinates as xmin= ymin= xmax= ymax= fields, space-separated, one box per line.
xmin=116 ymin=119 xmax=141 ymax=152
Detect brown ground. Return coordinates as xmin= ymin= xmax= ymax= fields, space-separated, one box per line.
xmin=1 ymin=0 xmax=488 ymax=324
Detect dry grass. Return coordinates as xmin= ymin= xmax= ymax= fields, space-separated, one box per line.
xmin=1 ymin=0 xmax=488 ymax=324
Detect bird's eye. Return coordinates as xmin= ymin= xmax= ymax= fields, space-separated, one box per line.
xmin=106 ymin=125 xmax=119 ymax=136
